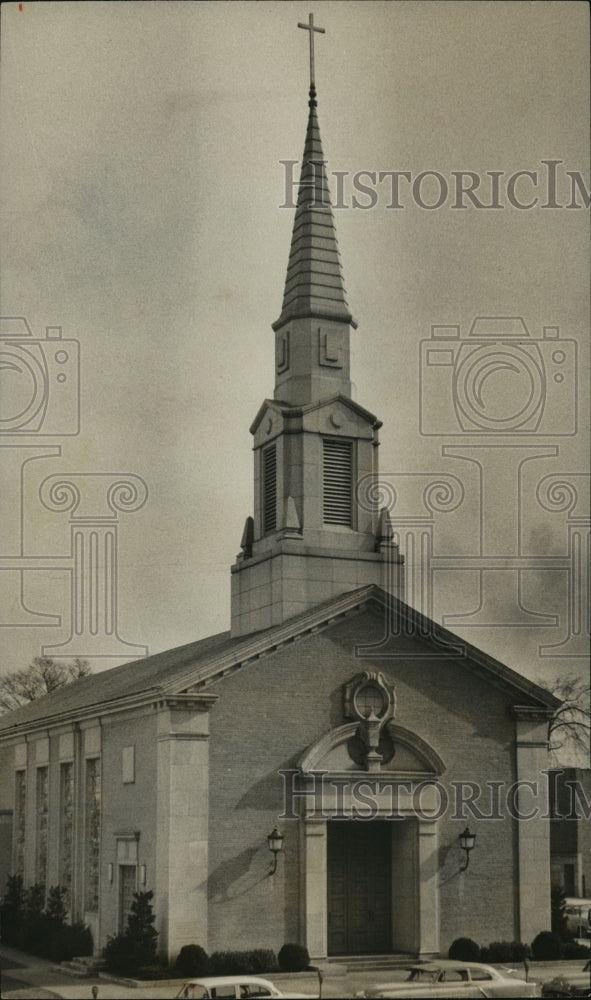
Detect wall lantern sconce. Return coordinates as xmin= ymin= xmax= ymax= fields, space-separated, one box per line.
xmin=108 ymin=863 xmax=114 ymax=883
xmin=267 ymin=827 xmax=284 ymax=875
xmin=140 ymin=864 xmax=147 ymax=886
xmin=459 ymin=826 xmax=476 ymax=871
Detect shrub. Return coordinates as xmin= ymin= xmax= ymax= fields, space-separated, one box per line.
xmin=18 ymin=883 xmax=47 ymax=952
xmin=561 ymin=940 xmax=590 ymax=959
xmin=126 ymin=891 xmax=158 ymax=968
xmin=247 ymin=949 xmax=278 ymax=973
xmin=45 ymin=884 xmax=68 ymax=925
xmin=481 ymin=940 xmax=531 ymax=963
xmin=103 ymin=891 xmax=158 ymax=976
xmin=448 ymin=937 xmax=481 ymax=962
xmin=209 ymin=949 xmax=278 ymax=976
xmin=0 ymin=879 xmax=91 ymax=963
xmin=531 ymin=931 xmax=562 ymax=960
xmin=278 ymin=943 xmax=310 ymax=972
xmin=48 ymin=922 xmax=93 ymax=963
xmin=103 ymin=932 xmax=136 ymax=976
xmin=38 ymin=885 xmax=70 ymax=958
xmin=0 ymin=874 xmax=25 ymax=946
xmin=508 ymin=940 xmax=532 ymax=962
xmin=174 ymin=944 xmax=210 ymax=977
xmin=209 ymin=951 xmax=237 ymax=975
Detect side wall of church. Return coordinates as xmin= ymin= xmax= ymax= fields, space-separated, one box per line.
xmin=205 ymin=607 xmax=530 ymax=957
xmin=97 ymin=707 xmax=159 ymax=951
xmin=0 ymin=743 xmax=14 ymax=895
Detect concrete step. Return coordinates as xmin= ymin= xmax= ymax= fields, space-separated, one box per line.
xmin=327 ymin=954 xmax=417 ymax=973
xmin=70 ymin=955 xmax=107 ymax=969
xmin=52 ymin=955 xmax=107 ymax=977
xmin=52 ymin=962 xmax=92 ymax=977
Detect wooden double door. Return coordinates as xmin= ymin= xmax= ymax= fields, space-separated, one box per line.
xmin=327 ymin=821 xmax=392 ymax=955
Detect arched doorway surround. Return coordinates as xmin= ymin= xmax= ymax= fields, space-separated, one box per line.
xmin=294 ymin=722 xmax=446 ymax=960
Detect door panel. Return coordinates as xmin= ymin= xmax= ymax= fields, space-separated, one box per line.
xmin=118 ymin=864 xmax=136 ymax=932
xmin=327 ymin=822 xmax=392 ymax=955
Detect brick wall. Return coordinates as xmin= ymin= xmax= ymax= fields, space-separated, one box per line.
xmin=206 ymin=606 xmax=525 ymax=956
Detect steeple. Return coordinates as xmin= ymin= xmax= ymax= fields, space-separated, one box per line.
xmin=230 ymin=20 xmax=402 ymax=638
xmin=271 ymin=18 xmax=356 ymax=407
xmin=273 ymin=84 xmax=356 ymax=333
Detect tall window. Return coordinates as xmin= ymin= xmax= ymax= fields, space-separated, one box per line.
xmin=14 ymin=770 xmax=26 ymax=877
xmin=35 ymin=767 xmax=49 ymax=892
xmin=323 ymin=439 xmax=353 ymax=526
xmin=60 ymin=763 xmax=74 ymax=909
xmin=262 ymin=444 xmax=277 ymax=533
xmin=85 ymin=758 xmax=101 ymax=912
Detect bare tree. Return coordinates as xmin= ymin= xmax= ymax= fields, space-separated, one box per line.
xmin=538 ymin=673 xmax=590 ymax=764
xmin=0 ymin=657 xmax=91 ymax=714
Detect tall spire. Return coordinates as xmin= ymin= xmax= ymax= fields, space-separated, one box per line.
xmin=229 ymin=17 xmax=403 ymax=638
xmin=273 ymin=84 xmax=356 ymax=332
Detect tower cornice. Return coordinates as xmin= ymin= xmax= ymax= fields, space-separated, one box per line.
xmin=250 ymin=394 xmax=381 ymax=437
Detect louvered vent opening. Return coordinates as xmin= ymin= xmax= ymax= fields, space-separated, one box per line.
xmin=262 ymin=445 xmax=277 ymax=533
xmin=323 ymin=439 xmax=353 ymax=526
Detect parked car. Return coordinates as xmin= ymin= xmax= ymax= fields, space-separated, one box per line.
xmin=541 ymin=959 xmax=591 ymax=998
xmin=175 ymin=975 xmax=318 ymax=999
xmin=355 ymin=960 xmax=538 ymax=998
xmin=565 ymin=900 xmax=591 ymax=939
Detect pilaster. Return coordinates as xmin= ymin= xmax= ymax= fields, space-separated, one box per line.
xmin=301 ymin=818 xmax=327 ymax=960
xmin=155 ymin=694 xmax=216 ymax=961
xmin=513 ymin=706 xmax=554 ymax=943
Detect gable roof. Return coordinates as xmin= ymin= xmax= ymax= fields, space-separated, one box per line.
xmin=0 ymin=585 xmax=560 ymax=739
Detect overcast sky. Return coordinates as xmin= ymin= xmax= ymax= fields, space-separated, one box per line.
xmin=0 ymin=1 xmax=588 ymax=697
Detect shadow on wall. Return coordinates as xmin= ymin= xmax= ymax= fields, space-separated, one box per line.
xmin=234 ymin=759 xmax=299 ymax=812
xmin=207 ymin=845 xmax=268 ymax=902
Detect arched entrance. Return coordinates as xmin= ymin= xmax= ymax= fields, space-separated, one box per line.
xmin=295 ymin=722 xmax=445 ymax=960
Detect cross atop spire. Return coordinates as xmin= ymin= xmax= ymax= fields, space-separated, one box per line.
xmin=298 ymin=13 xmax=325 ymax=89
xmin=273 ymin=11 xmax=355 ymax=336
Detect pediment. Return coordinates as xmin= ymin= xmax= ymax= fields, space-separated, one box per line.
xmin=250 ymin=393 xmax=381 ymax=444
xmin=249 ymin=398 xmax=286 ymax=442
xmin=297 ymin=722 xmax=446 ymax=778
xmin=170 ymin=587 xmax=560 ymax=715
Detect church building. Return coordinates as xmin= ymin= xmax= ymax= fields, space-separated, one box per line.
xmin=0 ymin=33 xmax=560 ymax=964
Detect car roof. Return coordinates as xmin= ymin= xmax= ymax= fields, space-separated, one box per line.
xmin=182 ymin=977 xmax=274 ymax=987
xmin=408 ymin=961 xmax=494 ymax=971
